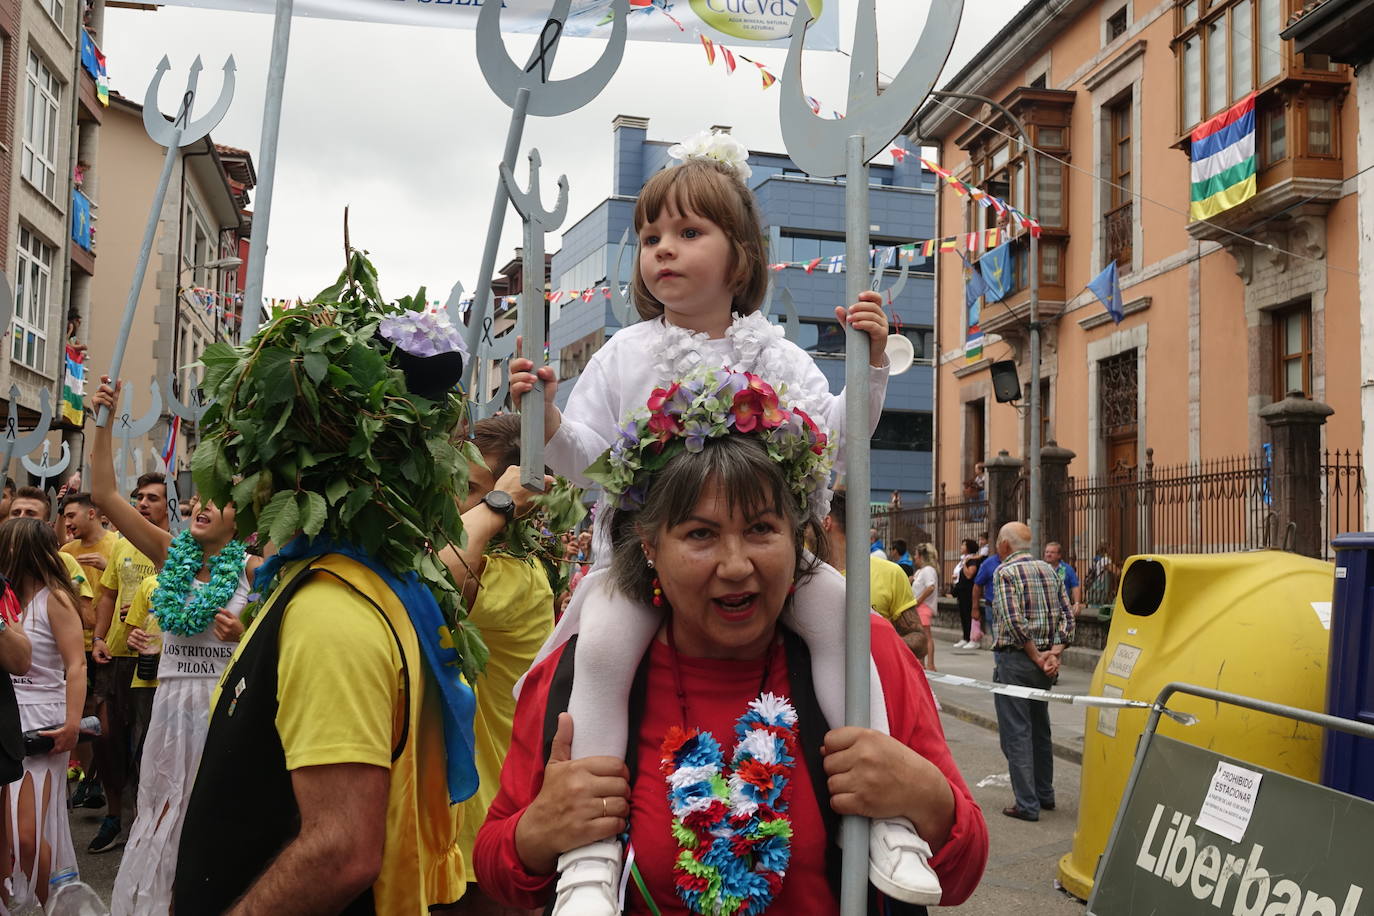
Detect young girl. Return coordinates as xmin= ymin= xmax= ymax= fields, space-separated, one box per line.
xmin=510 ymin=130 xmax=942 ymax=912
xmin=0 ymin=518 xmax=85 ymax=910
xmin=89 ymin=379 xmax=261 ymax=916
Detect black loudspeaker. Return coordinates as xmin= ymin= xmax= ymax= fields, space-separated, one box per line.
xmin=990 ymin=360 xmax=1022 ymax=404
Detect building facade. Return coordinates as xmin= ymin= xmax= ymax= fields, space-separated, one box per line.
xmin=545 ymin=115 xmax=938 ymax=505
xmin=87 ymin=94 xmax=251 ymax=480
xmin=914 ymin=0 xmax=1363 ymax=555
xmin=1 ymin=0 xmax=106 ymax=456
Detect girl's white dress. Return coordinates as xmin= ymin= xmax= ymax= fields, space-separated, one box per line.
xmin=6 ymin=587 xmax=76 ymax=909
xmin=110 ymin=572 xmax=250 ymax=916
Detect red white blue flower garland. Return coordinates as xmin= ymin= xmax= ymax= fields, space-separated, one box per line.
xmin=659 ymin=693 xmax=799 ymax=915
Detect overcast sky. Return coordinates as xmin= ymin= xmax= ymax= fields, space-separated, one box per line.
xmin=102 ymin=1 xmax=1024 ymax=303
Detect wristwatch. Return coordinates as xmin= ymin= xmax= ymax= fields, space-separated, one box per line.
xmin=481 ymin=490 xmax=516 ymax=520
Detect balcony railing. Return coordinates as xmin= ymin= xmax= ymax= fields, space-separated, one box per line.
xmin=1103 ymin=200 xmax=1132 ymax=269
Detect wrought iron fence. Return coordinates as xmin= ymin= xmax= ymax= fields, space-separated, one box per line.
xmin=1051 ymin=450 xmax=1271 ymax=607
xmin=1322 ymin=449 xmax=1364 ymax=560
xmin=873 ymin=485 xmax=990 ymax=592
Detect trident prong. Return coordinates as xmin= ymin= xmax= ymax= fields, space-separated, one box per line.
xmin=500 ymin=148 xmax=569 ymax=493
xmin=607 ymin=228 xmax=638 ymax=328
xmin=871 ymin=250 xmax=911 ymax=303
xmin=142 ymin=55 xmax=236 ymax=148
xmin=780 ymin=1 xmax=963 ymax=178
xmin=0 ymin=385 xmax=53 ymax=481
xmin=443 ymin=280 xmax=467 ymax=336
xmin=164 ymin=375 xmax=209 ymax=423
xmin=775 ymin=288 xmax=803 ymax=346
xmin=476 ymin=0 xmax=630 ymax=118
xmin=0 ymin=271 xmax=13 ymax=339
xmin=164 ymin=471 xmax=187 ymax=536
xmin=21 ymin=440 xmax=70 ymax=493
xmin=114 ymin=382 xmax=163 ymax=496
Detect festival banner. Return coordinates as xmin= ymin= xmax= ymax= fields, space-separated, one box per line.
xmin=62 ymin=345 xmax=86 ymax=426
xmin=148 ymin=0 xmax=840 ymax=49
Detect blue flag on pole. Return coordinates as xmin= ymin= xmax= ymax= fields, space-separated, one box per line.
xmin=960 ymin=252 xmax=988 ymax=322
xmin=1086 ymin=260 xmax=1124 ymax=323
xmin=979 ymin=242 xmax=1013 ymax=302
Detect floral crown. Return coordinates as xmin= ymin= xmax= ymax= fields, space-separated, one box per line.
xmin=584 ymin=367 xmax=835 ymax=517
xmin=667 ymin=128 xmax=754 ymax=180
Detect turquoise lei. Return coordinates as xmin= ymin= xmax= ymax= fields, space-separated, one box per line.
xmin=151 ymin=530 xmax=247 ymax=637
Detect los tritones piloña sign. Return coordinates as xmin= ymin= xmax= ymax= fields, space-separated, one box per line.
xmin=1090 ymin=736 xmax=1369 ymax=915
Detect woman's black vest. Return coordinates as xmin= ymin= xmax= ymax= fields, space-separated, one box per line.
xmin=539 ymin=630 xmax=930 ymax=916
xmin=173 ymin=564 xmax=409 ymax=915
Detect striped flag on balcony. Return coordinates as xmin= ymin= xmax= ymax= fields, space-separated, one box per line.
xmin=1189 ymin=93 xmax=1256 ymax=221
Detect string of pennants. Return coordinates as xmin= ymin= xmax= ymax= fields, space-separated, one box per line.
xmin=768 ymin=229 xmax=1012 ymax=274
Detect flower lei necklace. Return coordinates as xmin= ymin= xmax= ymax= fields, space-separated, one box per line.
xmin=658 ymin=629 xmax=798 ymax=915
xmin=151 ymin=530 xmax=247 ymax=637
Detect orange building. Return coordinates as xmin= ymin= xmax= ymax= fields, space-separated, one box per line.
xmin=912 ymin=0 xmax=1363 ymax=556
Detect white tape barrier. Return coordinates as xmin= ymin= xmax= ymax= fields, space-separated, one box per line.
xmin=926 ymin=672 xmax=1198 ymax=726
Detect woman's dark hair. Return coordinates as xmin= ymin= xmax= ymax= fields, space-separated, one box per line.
xmin=0 ymin=518 xmax=79 ymax=612
xmin=609 ymin=435 xmax=826 ymax=604
xmin=963 ymin=538 xmax=979 ymax=555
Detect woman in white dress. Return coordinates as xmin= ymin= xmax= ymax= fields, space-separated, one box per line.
xmin=0 ymin=518 xmax=86 ymax=909
xmin=89 ymin=379 xmax=262 ymax=916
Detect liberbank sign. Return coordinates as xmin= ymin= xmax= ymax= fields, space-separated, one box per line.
xmin=1090 ymin=737 xmax=1370 ymax=916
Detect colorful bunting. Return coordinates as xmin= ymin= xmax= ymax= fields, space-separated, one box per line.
xmin=61 ymin=345 xmax=85 ymax=426
xmin=699 ymin=34 xmax=716 ymax=65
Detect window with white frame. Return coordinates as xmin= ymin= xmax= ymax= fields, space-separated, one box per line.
xmin=22 ymin=51 xmax=60 ymax=199
xmin=13 ymin=228 xmax=53 ymax=372
xmin=42 ymin=0 xmax=63 ymax=27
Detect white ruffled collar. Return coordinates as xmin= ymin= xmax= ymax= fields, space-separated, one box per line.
xmin=651 ymin=312 xmax=793 ymax=387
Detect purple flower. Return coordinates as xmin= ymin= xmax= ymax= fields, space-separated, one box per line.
xmin=379 ymin=311 xmax=468 ymax=359
xmin=683 ymin=419 xmax=713 ymax=453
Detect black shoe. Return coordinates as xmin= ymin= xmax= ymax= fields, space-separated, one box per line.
xmin=81 ymin=782 xmax=106 ymax=809
xmin=1040 ymin=801 xmax=1056 ymax=811
xmin=88 ymin=815 xmax=122 ymax=853
xmin=1002 ymin=806 xmax=1039 ymax=822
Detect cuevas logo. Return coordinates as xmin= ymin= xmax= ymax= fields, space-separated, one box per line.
xmin=689 ymin=0 xmax=823 ymax=42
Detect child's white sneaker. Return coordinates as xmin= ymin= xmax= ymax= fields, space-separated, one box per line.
xmin=551 ymin=838 xmax=622 ymax=916
xmin=868 ymin=816 xmax=943 ymax=905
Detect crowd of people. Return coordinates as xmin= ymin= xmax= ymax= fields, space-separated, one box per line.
xmin=0 ymin=128 xmax=1001 ymax=915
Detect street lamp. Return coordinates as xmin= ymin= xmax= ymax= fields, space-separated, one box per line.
xmin=928 ymin=90 xmax=1044 ymax=556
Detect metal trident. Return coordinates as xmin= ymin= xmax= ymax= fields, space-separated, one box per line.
xmin=21 ymin=440 xmax=70 ymax=495
xmin=500 ymin=149 xmax=569 ymax=493
xmin=778 ymin=3 xmax=963 ymax=911
xmin=164 ymin=375 xmax=209 ymax=424
xmin=98 ymin=56 xmax=234 ymax=429
xmin=463 ymin=0 xmax=630 ymax=392
xmin=607 ymin=229 xmax=637 ymax=329
xmin=112 ymin=382 xmax=163 ymax=498
xmin=0 ymin=386 xmax=53 ymax=482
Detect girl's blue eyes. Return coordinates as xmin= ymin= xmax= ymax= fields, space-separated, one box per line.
xmin=642 ymin=228 xmax=702 ymax=245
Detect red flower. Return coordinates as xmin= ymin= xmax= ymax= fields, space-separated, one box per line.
xmin=794 ymin=408 xmax=828 ymax=455
xmin=647 ymin=410 xmax=681 ymax=439
xmin=647 ymin=383 xmax=680 ymax=414
xmin=732 ymin=375 xmax=789 ymax=433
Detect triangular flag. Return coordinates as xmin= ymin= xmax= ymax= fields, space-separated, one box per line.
xmin=985 ymin=228 xmax=1001 ymax=248
xmin=699 ymin=34 xmax=716 ymax=65
xmin=757 ymin=63 xmax=777 ymax=90
xmin=721 ymin=46 xmax=737 ymax=74
xmin=805 ymin=257 xmax=822 ymax=273
xmin=922 ymin=239 xmax=937 ymax=257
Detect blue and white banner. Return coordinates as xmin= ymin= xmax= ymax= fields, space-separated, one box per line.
xmin=151 ymin=0 xmax=840 ymax=49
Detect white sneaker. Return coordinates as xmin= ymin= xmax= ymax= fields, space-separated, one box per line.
xmin=552 ymin=839 xmax=623 ymax=916
xmin=952 ymin=639 xmax=969 ymax=649
xmin=869 ymin=816 xmax=943 ymax=905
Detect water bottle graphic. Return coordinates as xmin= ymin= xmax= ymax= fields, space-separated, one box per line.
xmin=22 ymin=716 xmax=102 ymax=756
xmin=45 ymin=868 xmax=108 ymax=915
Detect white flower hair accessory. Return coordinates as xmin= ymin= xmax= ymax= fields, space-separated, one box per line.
xmin=667 ymin=129 xmax=753 ymax=180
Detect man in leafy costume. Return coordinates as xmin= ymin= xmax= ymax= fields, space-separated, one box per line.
xmin=173 ymin=251 xmax=488 ymax=914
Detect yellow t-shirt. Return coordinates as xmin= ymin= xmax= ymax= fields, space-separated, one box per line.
xmin=457 ymin=553 xmax=554 ymax=870
xmin=866 ymin=554 xmax=918 ymax=623
xmin=62 ymin=531 xmax=114 ymax=651
xmin=60 ymin=552 xmax=95 ymax=601
xmin=219 ymin=555 xmax=466 ymax=910
xmin=99 ymin=539 xmax=157 ymax=658
xmin=124 ymin=577 xmax=161 ymax=689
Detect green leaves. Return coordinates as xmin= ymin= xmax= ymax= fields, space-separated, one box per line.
xmin=195 ymin=246 xmax=486 ymax=676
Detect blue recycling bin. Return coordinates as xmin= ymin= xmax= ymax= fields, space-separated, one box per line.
xmin=1323 ymin=533 xmax=1374 ymax=800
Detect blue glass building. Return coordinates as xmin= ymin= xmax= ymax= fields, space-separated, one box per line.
xmin=548 ymin=115 xmax=937 ymax=505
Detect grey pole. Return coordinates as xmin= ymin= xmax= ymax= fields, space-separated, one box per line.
xmin=841 ymin=133 xmax=873 ymax=913
xmin=929 ymin=90 xmax=1041 ymax=553
xmin=98 ymin=138 xmax=181 ymax=428
xmin=239 ymin=0 xmax=295 ymax=343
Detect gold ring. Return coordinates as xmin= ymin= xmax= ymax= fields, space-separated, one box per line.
xmin=602 ymin=797 xmax=609 ymax=818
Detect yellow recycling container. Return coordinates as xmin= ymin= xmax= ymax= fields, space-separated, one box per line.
xmin=1057 ymin=550 xmax=1333 ymax=901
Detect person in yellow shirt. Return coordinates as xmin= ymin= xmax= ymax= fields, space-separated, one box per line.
xmin=821 ymin=489 xmax=926 ymax=660
xmin=170 ymin=279 xmax=482 ymax=914
xmin=440 ymin=414 xmax=555 ymax=915
xmin=89 ymin=473 xmax=168 ymax=854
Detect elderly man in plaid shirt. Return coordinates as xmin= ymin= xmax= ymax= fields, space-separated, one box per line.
xmin=990 ymin=521 xmax=1075 ymax=822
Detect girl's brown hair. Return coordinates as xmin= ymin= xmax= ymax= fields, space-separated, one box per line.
xmin=0 ymin=518 xmax=79 ymax=611
xmin=631 ymin=158 xmax=770 ymax=321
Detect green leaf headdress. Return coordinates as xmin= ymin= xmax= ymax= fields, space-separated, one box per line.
xmin=193 ymin=249 xmax=488 ymax=678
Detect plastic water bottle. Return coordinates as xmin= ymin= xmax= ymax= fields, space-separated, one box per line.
xmin=45 ymin=869 xmax=108 ymax=915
